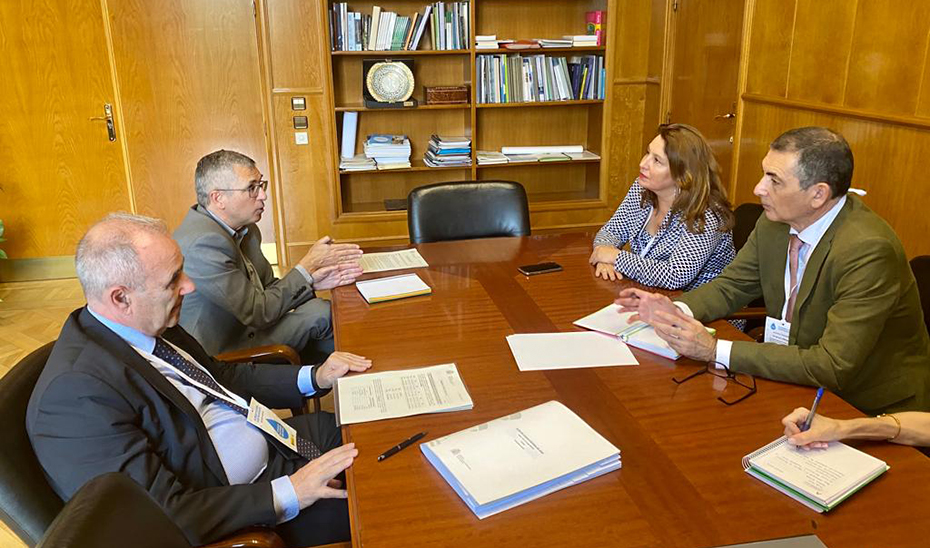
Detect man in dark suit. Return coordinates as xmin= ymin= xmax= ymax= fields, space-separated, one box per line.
xmin=175 ymin=149 xmax=363 ymax=360
xmin=27 ymin=213 xmax=372 ymax=547
xmin=616 ymin=127 xmax=930 ymax=415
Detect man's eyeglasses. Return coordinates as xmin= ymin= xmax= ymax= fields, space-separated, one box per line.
xmin=216 ymin=180 xmax=268 ymax=198
xmin=672 ymin=361 xmax=757 ymax=405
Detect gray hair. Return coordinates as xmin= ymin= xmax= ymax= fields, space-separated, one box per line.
xmin=194 ymin=150 xmax=256 ymax=207
xmin=75 ymin=212 xmax=168 ymax=300
xmin=770 ymin=127 xmax=853 ymax=198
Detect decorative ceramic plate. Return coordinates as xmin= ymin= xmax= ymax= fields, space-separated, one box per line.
xmin=366 ymin=61 xmax=415 ymax=103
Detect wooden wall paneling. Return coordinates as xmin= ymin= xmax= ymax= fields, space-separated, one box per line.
xmin=107 ymin=0 xmax=271 ymax=233
xmin=844 ymin=1 xmax=930 ymax=116
xmin=607 ymin=84 xmax=649 ymax=201
xmin=734 ymin=100 xmax=930 ymax=258
xmin=265 ymin=0 xmax=324 ymax=90
xmin=918 ymin=30 xmax=930 ymax=119
xmin=0 ymin=0 xmax=131 ymax=259
xmin=785 ymin=0 xmax=855 ymax=105
xmin=744 ymin=0 xmax=795 ymax=97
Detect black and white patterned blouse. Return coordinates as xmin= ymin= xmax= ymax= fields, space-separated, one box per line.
xmin=593 ymin=180 xmax=735 ymax=291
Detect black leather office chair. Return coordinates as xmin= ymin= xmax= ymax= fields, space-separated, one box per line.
xmin=910 ymin=255 xmax=930 ymax=336
xmin=0 ymin=342 xmax=62 ymax=547
xmin=733 ymin=202 xmax=764 ymax=252
xmin=407 ymin=180 xmax=531 ymax=244
xmin=0 ymin=342 xmax=284 ymax=548
xmin=36 ymin=473 xmax=191 ymax=548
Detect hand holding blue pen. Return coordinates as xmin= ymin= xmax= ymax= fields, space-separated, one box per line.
xmin=801 ymin=387 xmax=825 ymax=432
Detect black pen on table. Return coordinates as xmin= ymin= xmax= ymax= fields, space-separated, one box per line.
xmin=377 ymin=431 xmax=428 ymax=462
xmin=800 ymin=387 xmax=825 ymax=432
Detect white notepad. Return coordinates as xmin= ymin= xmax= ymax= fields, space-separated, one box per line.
xmin=421 ymin=401 xmax=621 ymax=518
xmin=505 ymin=332 xmax=638 ymax=371
xmin=574 ymin=303 xmax=689 ymax=360
xmin=742 ymin=436 xmax=889 ymax=513
xmin=355 ymin=273 xmax=431 ymax=303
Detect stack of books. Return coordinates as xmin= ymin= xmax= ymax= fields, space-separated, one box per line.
xmin=339 ymin=154 xmax=376 ymax=172
xmin=477 ymin=54 xmax=606 ymax=104
xmin=586 ymin=11 xmax=605 ymax=46
xmin=424 ymin=135 xmax=472 ymax=167
xmin=564 ymin=34 xmax=598 ymax=47
xmin=476 ymin=151 xmax=509 ymax=165
xmin=475 ymin=35 xmax=499 ymax=50
xmin=364 ymin=134 xmax=412 ymax=170
xmin=430 ymin=1 xmax=469 ymax=50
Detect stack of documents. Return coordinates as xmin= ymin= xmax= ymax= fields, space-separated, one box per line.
xmin=743 ymin=436 xmax=889 ymax=513
xmin=564 ymin=34 xmax=598 ymax=47
xmin=364 ymin=134 xmax=412 ymax=169
xmin=339 ymin=153 xmax=376 ymax=172
xmin=424 ymin=135 xmax=472 ymax=167
xmin=574 ymin=303 xmax=683 ymax=359
xmin=476 ymin=150 xmax=509 ymax=165
xmin=356 ymin=273 xmax=431 ymax=303
xmin=506 ymin=332 xmax=638 ymax=371
xmin=421 ymin=400 xmax=621 ymax=518
xmin=334 ymin=363 xmax=472 ymax=425
xmin=358 ymin=248 xmax=428 ymax=273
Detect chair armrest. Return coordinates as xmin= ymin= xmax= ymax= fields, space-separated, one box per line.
xmin=215 ymin=344 xmax=320 ymax=414
xmin=216 ymin=344 xmax=301 ymax=366
xmin=725 ymin=306 xmax=767 ymax=321
xmin=200 ymin=527 xmax=285 ymax=548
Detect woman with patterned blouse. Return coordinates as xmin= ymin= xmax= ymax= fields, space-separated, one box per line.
xmin=590 ymin=123 xmax=736 ymax=290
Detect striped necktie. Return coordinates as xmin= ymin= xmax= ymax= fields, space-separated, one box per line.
xmin=152 ymin=338 xmax=321 ymax=460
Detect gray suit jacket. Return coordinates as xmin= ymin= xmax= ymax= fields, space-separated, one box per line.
xmin=174 ymin=205 xmax=316 ymax=355
xmin=680 ymin=196 xmax=930 ymax=414
xmin=27 ymin=308 xmax=306 ymax=545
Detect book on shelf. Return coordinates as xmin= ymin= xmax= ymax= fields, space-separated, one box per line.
xmin=502 ymin=40 xmax=542 ymax=50
xmin=743 ymin=436 xmax=889 ymax=513
xmin=339 ymin=153 xmax=376 ymax=172
xmin=475 ymin=34 xmax=498 ymax=49
xmin=537 ymin=152 xmax=571 ymax=162
xmin=501 ymin=145 xmax=583 ymax=154
xmin=564 ymin=34 xmax=598 ymax=47
xmin=476 ymin=151 xmax=509 ymax=165
xmin=424 ymin=135 xmax=472 ymax=167
xmin=364 ymin=134 xmax=412 ymax=169
xmin=566 ymin=150 xmax=601 ymax=160
xmin=420 ymin=400 xmax=621 ymax=519
xmin=586 ymin=10 xmax=605 ymax=46
xmin=430 ymin=1 xmax=469 ymax=51
xmin=477 ymin=53 xmax=606 ymax=104
xmin=329 ymin=2 xmax=450 ymax=51
xmin=535 ymin=38 xmax=573 ymax=48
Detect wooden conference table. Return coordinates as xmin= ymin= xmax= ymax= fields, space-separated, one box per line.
xmin=332 ymin=233 xmax=930 ymax=548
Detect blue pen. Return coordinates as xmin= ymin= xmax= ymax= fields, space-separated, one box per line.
xmin=801 ymin=387 xmax=825 ymax=432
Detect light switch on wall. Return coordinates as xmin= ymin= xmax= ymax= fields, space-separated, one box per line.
xmin=294 ymin=132 xmax=309 ymax=145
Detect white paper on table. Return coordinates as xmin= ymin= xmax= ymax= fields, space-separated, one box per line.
xmin=355 ymin=273 xmax=430 ymax=303
xmin=334 ymin=363 xmax=473 ymax=425
xmin=505 ymin=332 xmax=638 ymax=371
xmin=358 ymin=248 xmax=428 ymax=273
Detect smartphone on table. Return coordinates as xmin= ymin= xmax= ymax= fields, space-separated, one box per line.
xmin=517 ymin=262 xmax=563 ymax=276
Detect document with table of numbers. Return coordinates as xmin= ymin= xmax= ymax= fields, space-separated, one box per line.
xmin=358 ymin=248 xmax=429 ymax=273
xmin=334 ymin=363 xmax=473 ymax=425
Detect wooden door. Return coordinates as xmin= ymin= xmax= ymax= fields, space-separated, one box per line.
xmin=106 ymin=0 xmax=274 ymax=235
xmin=665 ymin=0 xmax=744 ymax=190
xmin=0 ymin=0 xmax=131 ymax=259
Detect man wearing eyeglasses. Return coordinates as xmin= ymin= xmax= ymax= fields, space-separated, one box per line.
xmin=616 ymin=127 xmax=930 ymax=416
xmin=174 ymin=149 xmax=363 ymax=360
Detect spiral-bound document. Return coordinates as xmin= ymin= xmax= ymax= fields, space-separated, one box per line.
xmin=742 ymin=436 xmax=888 ymax=512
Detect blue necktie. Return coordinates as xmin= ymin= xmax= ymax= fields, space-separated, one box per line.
xmin=152 ymin=338 xmax=321 ymax=460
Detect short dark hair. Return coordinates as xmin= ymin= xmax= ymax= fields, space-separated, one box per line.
xmin=770 ymin=127 xmax=853 ymax=198
xmin=194 ymin=150 xmax=256 ymax=207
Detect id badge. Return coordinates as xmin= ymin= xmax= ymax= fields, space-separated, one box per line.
xmin=764 ymin=316 xmax=791 ymax=345
xmin=247 ymin=398 xmax=299 ymax=454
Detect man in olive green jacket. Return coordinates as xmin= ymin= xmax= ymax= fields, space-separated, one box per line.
xmin=616 ymin=127 xmax=930 ymax=415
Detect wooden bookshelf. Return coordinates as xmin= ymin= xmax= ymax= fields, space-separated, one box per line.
xmin=326 ymin=0 xmax=609 ymax=219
